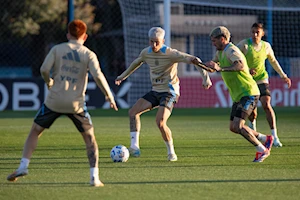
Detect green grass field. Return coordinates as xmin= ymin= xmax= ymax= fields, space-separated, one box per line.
xmin=0 ymin=107 xmax=300 ymax=200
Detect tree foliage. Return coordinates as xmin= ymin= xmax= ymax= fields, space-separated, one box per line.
xmin=0 ymin=0 xmax=96 ymax=39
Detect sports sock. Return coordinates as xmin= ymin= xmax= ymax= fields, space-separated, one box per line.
xmin=18 ymin=158 xmax=30 ymax=170
xmin=165 ymin=140 xmax=175 ymax=155
xmin=255 ymin=143 xmax=266 ymax=153
xmin=90 ymin=167 xmax=99 ymax=181
xmin=130 ymin=131 xmax=140 ymax=150
xmin=271 ymin=129 xmax=278 ymax=139
xmin=256 ymin=133 xmax=267 ymax=143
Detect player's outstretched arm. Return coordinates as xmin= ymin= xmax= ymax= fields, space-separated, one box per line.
xmin=115 ymin=57 xmax=144 ymax=86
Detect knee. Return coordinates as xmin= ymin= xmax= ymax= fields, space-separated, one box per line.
xmin=156 ymin=118 xmax=165 ymax=129
xmin=128 ymin=108 xmax=136 ymax=117
xmin=229 ymin=124 xmax=240 ymax=134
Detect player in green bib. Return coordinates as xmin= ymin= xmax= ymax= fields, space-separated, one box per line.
xmin=206 ymin=26 xmax=274 ymax=162
xmin=237 ymin=23 xmax=291 ymax=147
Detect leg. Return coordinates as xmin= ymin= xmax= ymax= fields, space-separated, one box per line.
xmin=156 ymin=106 xmax=177 ymax=161
xmin=248 ymin=107 xmax=257 ymax=131
xmin=128 ymin=98 xmax=152 ymax=156
xmin=80 ymin=127 xmax=99 ymax=168
xmin=258 ymin=83 xmax=282 ymax=147
xmin=7 ymin=122 xmax=45 ymax=181
xmin=229 ymin=96 xmax=273 ymax=162
xmin=69 ymin=111 xmax=103 ymax=187
xmin=22 ymin=122 xmax=45 ymax=159
xmin=260 ymin=95 xmax=276 ymax=130
xmin=155 ymin=106 xmax=172 ymax=141
xmin=7 ymin=104 xmax=58 ymax=182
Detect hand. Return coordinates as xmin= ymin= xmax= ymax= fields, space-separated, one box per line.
xmin=282 ymin=77 xmax=291 ymax=88
xmin=115 ymin=76 xmax=124 ymax=85
xmin=202 ymin=84 xmax=212 ymax=90
xmin=47 ymin=78 xmax=54 ymax=89
xmin=110 ymin=101 xmax=118 ymax=111
xmin=107 ymin=97 xmax=118 ymax=111
xmin=249 ymin=68 xmax=256 ymax=76
xmin=205 ymin=61 xmax=221 ymax=72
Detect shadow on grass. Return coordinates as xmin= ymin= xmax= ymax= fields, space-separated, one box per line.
xmin=2 ymin=178 xmax=300 ymax=187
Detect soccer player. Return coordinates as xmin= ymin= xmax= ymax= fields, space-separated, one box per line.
xmin=205 ymin=26 xmax=273 ymax=162
xmin=115 ymin=27 xmax=212 ymax=161
xmin=237 ymin=23 xmax=291 ymax=147
xmin=6 ymin=20 xmax=118 ymax=187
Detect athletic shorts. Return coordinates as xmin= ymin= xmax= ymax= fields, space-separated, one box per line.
xmin=258 ymin=83 xmax=271 ymax=97
xmin=230 ymin=95 xmax=259 ymax=121
xmin=142 ymin=91 xmax=179 ymax=111
xmin=34 ymin=104 xmax=93 ymax=132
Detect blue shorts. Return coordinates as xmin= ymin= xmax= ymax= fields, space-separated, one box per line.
xmin=230 ymin=95 xmax=259 ymax=121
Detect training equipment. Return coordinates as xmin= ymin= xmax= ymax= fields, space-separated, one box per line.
xmin=128 ymin=147 xmax=141 ymax=157
xmin=110 ymin=145 xmax=130 ymax=162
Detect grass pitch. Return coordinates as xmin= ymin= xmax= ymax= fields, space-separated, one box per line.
xmin=0 ymin=107 xmax=300 ymax=200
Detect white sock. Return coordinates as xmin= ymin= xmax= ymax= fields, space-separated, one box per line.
xmin=165 ymin=140 xmax=175 ymax=155
xmin=271 ymin=129 xmax=278 ymax=139
xmin=130 ymin=131 xmax=140 ymax=150
xmin=18 ymin=158 xmax=30 ymax=170
xmin=255 ymin=144 xmax=266 ymax=152
xmin=256 ymin=133 xmax=267 ymax=143
xmin=90 ymin=167 xmax=99 ymax=181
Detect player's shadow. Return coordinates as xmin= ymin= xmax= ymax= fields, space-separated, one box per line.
xmin=2 ymin=178 xmax=300 ymax=187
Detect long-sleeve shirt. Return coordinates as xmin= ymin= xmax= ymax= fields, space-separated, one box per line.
xmin=118 ymin=45 xmax=211 ymax=96
xmin=40 ymin=40 xmax=114 ymax=113
xmin=237 ymin=38 xmax=287 ymax=84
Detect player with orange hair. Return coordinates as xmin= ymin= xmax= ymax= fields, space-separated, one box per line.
xmin=6 ymin=20 xmax=118 ymax=187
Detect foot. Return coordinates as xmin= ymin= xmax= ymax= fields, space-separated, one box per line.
xmin=90 ymin=178 xmax=104 ymax=187
xmin=167 ymin=154 xmax=178 ymax=162
xmin=273 ymin=138 xmax=283 ymax=147
xmin=263 ymin=135 xmax=274 ymax=151
xmin=253 ymin=150 xmax=270 ymax=162
xmin=7 ymin=168 xmax=28 ymax=182
xmin=129 ymin=147 xmax=141 ymax=157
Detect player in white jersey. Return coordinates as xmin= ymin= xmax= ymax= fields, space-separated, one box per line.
xmin=115 ymin=27 xmax=212 ymax=161
xmin=237 ymin=23 xmax=291 ymax=147
xmin=7 ymin=20 xmax=118 ymax=187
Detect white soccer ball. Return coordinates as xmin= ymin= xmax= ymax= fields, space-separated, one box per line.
xmin=110 ymin=145 xmax=130 ymax=162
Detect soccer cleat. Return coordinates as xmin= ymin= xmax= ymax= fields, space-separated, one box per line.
xmin=90 ymin=178 xmax=104 ymax=187
xmin=167 ymin=154 xmax=178 ymax=162
xmin=253 ymin=150 xmax=270 ymax=162
xmin=7 ymin=168 xmax=28 ymax=182
xmin=273 ymin=138 xmax=283 ymax=147
xmin=263 ymin=135 xmax=274 ymax=151
xmin=128 ymin=147 xmax=141 ymax=157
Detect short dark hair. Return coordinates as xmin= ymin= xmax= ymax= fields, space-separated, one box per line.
xmin=68 ymin=20 xmax=87 ymax=39
xmin=252 ymin=22 xmax=264 ymax=29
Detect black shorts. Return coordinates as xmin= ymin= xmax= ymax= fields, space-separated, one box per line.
xmin=230 ymin=96 xmax=259 ymax=121
xmin=258 ymin=83 xmax=271 ymax=97
xmin=142 ymin=91 xmax=179 ymax=111
xmin=34 ymin=104 xmax=93 ymax=132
